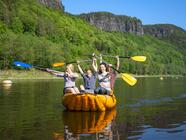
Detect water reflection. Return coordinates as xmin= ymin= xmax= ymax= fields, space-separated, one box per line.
xmin=1 ymin=83 xmax=12 ymax=95
xmin=58 ymin=108 xmax=116 ymax=140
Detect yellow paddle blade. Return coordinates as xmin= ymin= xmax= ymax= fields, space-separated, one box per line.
xmin=131 ymin=56 xmax=146 ymax=62
xmin=52 ymin=62 xmax=65 ymax=67
xmin=121 ymin=73 xmax=137 ymax=86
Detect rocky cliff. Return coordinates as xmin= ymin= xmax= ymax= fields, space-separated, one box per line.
xmin=143 ymin=24 xmax=185 ymax=38
xmin=79 ymin=12 xmax=144 ymax=35
xmin=38 ymin=0 xmax=64 ymax=11
xmin=144 ymin=24 xmax=186 ymax=55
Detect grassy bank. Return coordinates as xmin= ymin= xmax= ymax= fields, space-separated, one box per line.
xmin=0 ymin=69 xmax=58 ymax=80
xmin=0 ymin=70 xmax=184 ymax=81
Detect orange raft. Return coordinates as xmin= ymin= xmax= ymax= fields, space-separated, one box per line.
xmin=62 ymin=91 xmax=116 ymax=111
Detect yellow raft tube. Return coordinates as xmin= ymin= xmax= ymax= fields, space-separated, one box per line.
xmin=62 ymin=91 xmax=116 ymax=111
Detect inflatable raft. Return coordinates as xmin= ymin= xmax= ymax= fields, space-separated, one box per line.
xmin=62 ymin=91 xmax=116 ymax=111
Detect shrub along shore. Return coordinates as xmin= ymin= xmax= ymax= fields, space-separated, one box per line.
xmin=0 ymin=70 xmax=184 ymax=81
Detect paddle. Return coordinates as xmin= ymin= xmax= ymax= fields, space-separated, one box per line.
xmin=52 ymin=59 xmax=92 ymax=67
xmin=101 ymin=55 xmax=146 ymax=62
xmin=95 ymin=56 xmax=137 ymax=86
xmin=13 ymin=61 xmax=61 ymax=73
xmin=109 ymin=66 xmax=137 ymax=86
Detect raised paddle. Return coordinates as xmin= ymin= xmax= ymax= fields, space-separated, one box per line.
xmin=94 ymin=55 xmax=137 ymax=86
xmin=101 ymin=55 xmax=146 ymax=62
xmin=52 ymin=59 xmax=92 ymax=67
xmin=13 ymin=61 xmax=61 ymax=73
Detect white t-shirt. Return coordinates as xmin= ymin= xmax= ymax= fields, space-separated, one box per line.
xmin=98 ymin=72 xmax=111 ymax=91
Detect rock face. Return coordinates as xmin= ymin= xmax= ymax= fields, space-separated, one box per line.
xmin=144 ymin=24 xmax=186 ymax=55
xmin=144 ymin=24 xmax=185 ymax=38
xmin=38 ymin=0 xmax=64 ymax=11
xmin=79 ymin=12 xmax=144 ymax=35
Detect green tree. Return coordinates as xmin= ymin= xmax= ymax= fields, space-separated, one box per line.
xmin=11 ymin=17 xmax=24 ymax=33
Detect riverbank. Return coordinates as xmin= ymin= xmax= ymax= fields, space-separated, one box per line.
xmin=0 ymin=69 xmax=185 ymax=81
xmin=0 ymin=69 xmax=57 ymax=80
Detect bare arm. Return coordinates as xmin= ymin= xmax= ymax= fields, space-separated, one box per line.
xmin=92 ymin=57 xmax=98 ymax=72
xmin=116 ymin=55 xmax=120 ymax=70
xmin=100 ymin=54 xmax=102 ymax=63
xmin=77 ymin=61 xmax=84 ymax=75
xmin=46 ymin=68 xmax=64 ymax=76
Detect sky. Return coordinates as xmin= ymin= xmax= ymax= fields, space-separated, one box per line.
xmin=62 ymin=0 xmax=186 ymax=30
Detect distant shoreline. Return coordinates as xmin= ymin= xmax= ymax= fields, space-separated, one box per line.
xmin=0 ymin=70 xmax=185 ymax=81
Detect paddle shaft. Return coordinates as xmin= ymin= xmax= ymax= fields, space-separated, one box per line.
xmin=13 ymin=61 xmax=62 ymax=73
xmin=109 ymin=66 xmax=121 ymax=73
xmin=34 ymin=66 xmax=61 ymax=73
xmin=101 ymin=54 xmax=130 ymax=58
xmin=66 ymin=59 xmax=92 ymax=65
xmin=94 ymin=55 xmax=121 ymax=73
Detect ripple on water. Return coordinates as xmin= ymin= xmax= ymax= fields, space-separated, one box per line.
xmin=126 ymin=93 xmax=186 ymax=109
xmin=136 ymin=123 xmax=186 ymax=140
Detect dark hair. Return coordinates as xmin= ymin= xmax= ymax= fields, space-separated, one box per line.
xmin=100 ymin=62 xmax=107 ymax=66
xmin=99 ymin=62 xmax=109 ymax=73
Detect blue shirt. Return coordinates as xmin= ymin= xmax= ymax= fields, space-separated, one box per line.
xmin=82 ymin=72 xmax=97 ymax=89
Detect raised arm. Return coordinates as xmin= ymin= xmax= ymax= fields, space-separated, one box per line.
xmin=100 ymin=54 xmax=103 ymax=63
xmin=92 ymin=57 xmax=98 ymax=72
xmin=77 ymin=61 xmax=84 ymax=75
xmin=116 ymin=55 xmax=120 ymax=70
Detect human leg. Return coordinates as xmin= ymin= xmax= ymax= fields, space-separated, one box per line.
xmin=73 ymin=87 xmax=80 ymax=94
xmin=99 ymin=87 xmax=107 ymax=95
xmin=94 ymin=87 xmax=101 ymax=94
xmin=80 ymin=85 xmax=85 ymax=90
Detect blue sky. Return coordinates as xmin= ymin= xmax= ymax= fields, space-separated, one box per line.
xmin=62 ymin=0 xmax=186 ymax=30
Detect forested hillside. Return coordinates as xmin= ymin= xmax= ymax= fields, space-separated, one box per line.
xmin=0 ymin=0 xmax=185 ymax=75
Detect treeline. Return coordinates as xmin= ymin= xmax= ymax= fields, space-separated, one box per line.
xmin=0 ymin=0 xmax=185 ymax=75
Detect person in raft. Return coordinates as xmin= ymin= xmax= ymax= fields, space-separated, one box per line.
xmin=107 ymin=55 xmax=120 ymax=90
xmin=94 ymin=60 xmax=111 ymax=95
xmin=46 ymin=64 xmax=80 ymax=94
xmin=94 ymin=54 xmax=120 ymax=95
xmin=77 ymin=56 xmax=98 ymax=93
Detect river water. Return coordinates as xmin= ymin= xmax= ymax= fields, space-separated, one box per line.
xmin=0 ymin=77 xmax=186 ymax=140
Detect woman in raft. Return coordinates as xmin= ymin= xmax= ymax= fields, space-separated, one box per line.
xmin=47 ymin=64 xmax=80 ymax=94
xmin=94 ymin=55 xmax=120 ymax=95
xmin=77 ymin=56 xmax=98 ymax=93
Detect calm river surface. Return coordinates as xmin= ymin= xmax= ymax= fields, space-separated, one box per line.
xmin=0 ymin=77 xmax=186 ymax=140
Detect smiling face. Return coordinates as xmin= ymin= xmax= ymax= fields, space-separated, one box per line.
xmin=99 ymin=64 xmax=106 ymax=73
xmin=86 ymin=69 xmax=92 ymax=77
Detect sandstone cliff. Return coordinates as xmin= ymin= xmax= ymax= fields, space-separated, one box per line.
xmin=144 ymin=24 xmax=186 ymax=55
xmin=38 ymin=0 xmax=64 ymax=11
xmin=79 ymin=12 xmax=144 ymax=35
xmin=143 ymin=24 xmax=185 ymax=38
